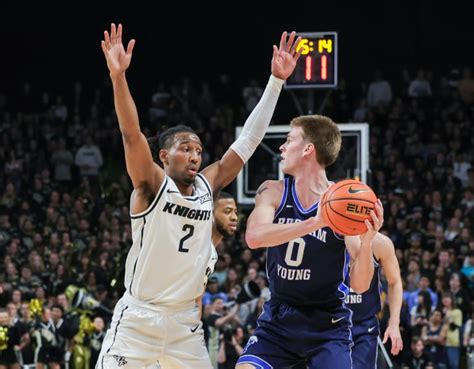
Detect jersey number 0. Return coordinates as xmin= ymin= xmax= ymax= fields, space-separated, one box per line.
xmin=285 ymin=238 xmax=306 ymax=267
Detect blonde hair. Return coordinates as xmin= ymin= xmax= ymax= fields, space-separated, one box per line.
xmin=290 ymin=114 xmax=341 ymax=167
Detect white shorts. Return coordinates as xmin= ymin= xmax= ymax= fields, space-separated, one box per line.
xmin=96 ymin=293 xmax=212 ymax=369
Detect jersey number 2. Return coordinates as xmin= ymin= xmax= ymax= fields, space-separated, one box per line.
xmin=178 ymin=224 xmax=194 ymax=253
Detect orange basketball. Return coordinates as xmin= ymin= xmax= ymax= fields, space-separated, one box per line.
xmin=321 ymin=179 xmax=377 ymax=236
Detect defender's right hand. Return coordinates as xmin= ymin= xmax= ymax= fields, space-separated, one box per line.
xmin=271 ymin=31 xmax=302 ymax=80
xmin=101 ymin=23 xmax=136 ymax=78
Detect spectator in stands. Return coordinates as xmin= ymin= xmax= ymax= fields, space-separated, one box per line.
xmin=452 ymin=152 xmax=471 ymax=188
xmin=410 ymin=290 xmax=432 ymax=337
xmin=408 ymin=69 xmax=432 ymax=98
xmin=441 ymin=292 xmax=462 ymax=369
xmin=407 ymin=276 xmax=438 ymax=313
xmin=149 ymin=82 xmax=171 ymax=123
xmin=367 ymin=69 xmax=392 ymax=108
xmin=460 ymin=251 xmax=474 ymax=289
xmin=33 ymin=307 xmax=61 ymax=369
xmin=402 ymin=336 xmax=432 ymax=369
xmin=0 ymin=182 xmax=17 ymax=210
xmin=448 ymin=272 xmax=471 ymax=321
xmin=15 ymin=266 xmax=41 ymax=301
xmin=206 ymin=297 xmax=241 ymax=369
xmin=0 ymin=309 xmax=22 ymax=369
xmin=352 ymin=98 xmax=368 ymax=122
xmin=218 ymin=325 xmax=245 ymax=369
xmin=74 ymin=135 xmax=103 ymax=190
xmin=242 ymin=80 xmax=263 ymax=113
xmin=438 ymin=250 xmax=455 ymax=276
xmin=202 ymin=277 xmax=228 ymax=315
xmin=421 ymin=309 xmax=448 ymax=368
xmin=89 ymin=316 xmax=106 ymax=368
xmin=50 ymin=138 xmax=74 ymax=185
xmin=458 ymin=66 xmax=474 ymax=106
xmin=19 ymin=302 xmax=34 ymax=366
xmin=51 ymin=95 xmax=68 ymax=123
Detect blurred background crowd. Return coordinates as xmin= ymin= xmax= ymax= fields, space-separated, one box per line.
xmin=0 ymin=63 xmax=473 ymax=368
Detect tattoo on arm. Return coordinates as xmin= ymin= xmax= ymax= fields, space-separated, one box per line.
xmin=256 ymin=186 xmax=268 ymax=196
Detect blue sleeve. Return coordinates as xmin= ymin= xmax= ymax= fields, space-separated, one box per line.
xmin=430 ymin=290 xmax=438 ymax=310
xmin=202 ymin=293 xmax=211 ymax=306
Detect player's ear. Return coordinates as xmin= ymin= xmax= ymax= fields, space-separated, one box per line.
xmin=303 ymin=143 xmax=315 ymax=156
xmin=159 ymin=149 xmax=169 ymax=166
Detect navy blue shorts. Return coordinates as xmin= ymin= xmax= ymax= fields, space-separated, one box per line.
xmin=237 ymin=299 xmax=353 ymax=369
xmin=350 ymin=316 xmax=379 ymax=369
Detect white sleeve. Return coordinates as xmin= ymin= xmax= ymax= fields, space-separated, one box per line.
xmin=230 ymin=75 xmax=284 ymax=163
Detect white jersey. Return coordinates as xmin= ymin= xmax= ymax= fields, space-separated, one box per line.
xmin=125 ymin=173 xmax=215 ymax=306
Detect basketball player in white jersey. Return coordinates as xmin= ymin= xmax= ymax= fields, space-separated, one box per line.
xmin=200 ymin=191 xmax=238 ymax=319
xmin=212 ymin=191 xmax=238 ymax=248
xmin=98 ymin=23 xmax=301 ymax=368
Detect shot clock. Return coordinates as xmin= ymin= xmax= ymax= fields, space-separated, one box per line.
xmin=285 ymin=32 xmax=338 ymax=89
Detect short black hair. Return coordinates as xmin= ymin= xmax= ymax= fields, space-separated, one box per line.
xmin=158 ymin=125 xmax=197 ymax=150
xmin=214 ymin=191 xmax=234 ymax=203
xmin=51 ymin=304 xmax=64 ymax=314
xmin=147 ymin=125 xmax=198 ymax=163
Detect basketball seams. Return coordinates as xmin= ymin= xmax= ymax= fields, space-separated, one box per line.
xmin=323 ymin=197 xmax=349 ymax=234
xmin=322 ymin=179 xmax=376 ymax=236
xmin=326 ymin=180 xmax=363 ymax=197
xmin=324 ymin=202 xmax=357 ymax=235
xmin=324 ymin=197 xmax=376 ymax=205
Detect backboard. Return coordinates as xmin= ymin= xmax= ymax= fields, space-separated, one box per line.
xmin=236 ymin=123 xmax=369 ymax=205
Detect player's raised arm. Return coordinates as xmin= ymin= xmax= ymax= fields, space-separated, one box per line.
xmin=245 ymin=180 xmax=324 ymax=248
xmin=101 ymin=23 xmax=164 ymax=200
xmin=201 ymin=32 xmax=301 ymax=191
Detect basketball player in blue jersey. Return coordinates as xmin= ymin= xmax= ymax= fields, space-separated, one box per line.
xmin=346 ymin=232 xmax=403 ymax=369
xmin=236 ymin=114 xmax=384 ymax=369
xmin=98 ymin=23 xmax=301 ymax=368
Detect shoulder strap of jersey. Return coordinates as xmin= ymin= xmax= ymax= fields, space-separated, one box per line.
xmin=130 ymin=177 xmax=169 ymax=219
xmin=197 ymin=173 xmax=212 ymax=199
xmin=274 ymin=177 xmax=290 ymax=218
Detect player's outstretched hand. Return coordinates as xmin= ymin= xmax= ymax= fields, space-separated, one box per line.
xmin=360 ymin=199 xmax=384 ymax=245
xmin=101 ymin=23 xmax=136 ymax=78
xmin=271 ymin=31 xmax=302 ymax=80
xmin=383 ymin=324 xmax=403 ymax=355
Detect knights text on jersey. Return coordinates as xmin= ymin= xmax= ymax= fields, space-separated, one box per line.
xmin=124 ymin=173 xmax=213 ymax=306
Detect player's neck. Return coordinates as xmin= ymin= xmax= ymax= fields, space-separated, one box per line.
xmin=175 ymin=182 xmax=195 ymax=196
xmin=292 ymin=164 xmax=331 ymax=191
xmin=212 ymin=228 xmax=224 ymax=247
xmin=292 ymin=167 xmax=330 ymax=208
xmin=294 ymin=171 xmax=329 ymax=209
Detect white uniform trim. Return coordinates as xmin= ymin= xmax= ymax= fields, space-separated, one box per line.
xmin=124 ymin=174 xmax=214 ymax=306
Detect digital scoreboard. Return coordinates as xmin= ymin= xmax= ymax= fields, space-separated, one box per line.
xmin=285 ymin=32 xmax=338 ymax=89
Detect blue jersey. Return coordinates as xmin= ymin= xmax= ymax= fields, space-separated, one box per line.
xmin=345 ymin=256 xmax=382 ymax=323
xmin=267 ymin=176 xmax=350 ymax=307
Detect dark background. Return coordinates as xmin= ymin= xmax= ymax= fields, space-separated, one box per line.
xmin=1 ymin=1 xmax=473 ymax=97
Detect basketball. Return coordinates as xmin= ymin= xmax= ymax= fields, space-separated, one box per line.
xmin=321 ymin=179 xmax=377 ymax=236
